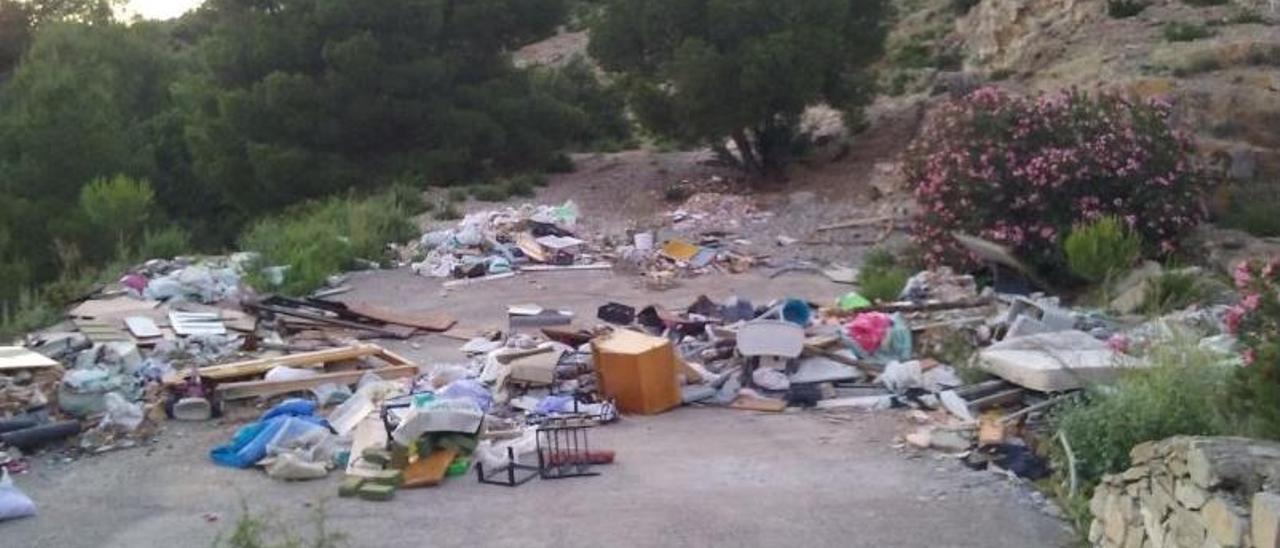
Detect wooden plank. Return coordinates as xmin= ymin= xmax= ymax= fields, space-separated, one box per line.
xmin=729 ymin=395 xmax=787 ymax=412
xmin=0 ymin=347 xmax=60 ymax=371
xmin=216 ymin=365 xmax=418 ymax=400
xmin=344 ymin=302 xmax=456 ymax=332
xmin=403 ymin=448 xmax=458 ymax=488
xmin=198 ymin=344 xmax=382 ymax=381
xmin=375 ymin=347 xmax=416 ymax=367
xmin=518 ymin=263 xmax=612 ymax=272
xmin=124 ymin=316 xmax=162 ymax=338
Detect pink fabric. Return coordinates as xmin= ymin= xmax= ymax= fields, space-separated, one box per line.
xmin=847 ymin=312 xmax=892 ymax=354
xmin=120 ymin=273 xmax=148 ymax=293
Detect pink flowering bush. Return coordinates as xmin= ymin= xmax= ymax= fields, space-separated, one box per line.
xmin=1226 ymin=258 xmax=1280 ymax=439
xmin=905 ymin=87 xmax=1207 ymax=274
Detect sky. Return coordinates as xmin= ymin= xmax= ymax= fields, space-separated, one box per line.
xmin=122 ymin=0 xmax=204 ymax=20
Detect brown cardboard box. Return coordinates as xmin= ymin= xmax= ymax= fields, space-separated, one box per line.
xmin=591 ymin=329 xmax=681 ymax=415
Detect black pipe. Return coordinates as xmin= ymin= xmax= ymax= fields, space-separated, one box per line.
xmin=0 ymin=420 xmax=80 ymax=450
xmin=0 ymin=417 xmax=40 ymax=434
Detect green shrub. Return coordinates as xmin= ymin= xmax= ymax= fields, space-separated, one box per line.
xmin=0 ymin=287 xmax=62 ymax=342
xmin=388 ymin=182 xmax=428 ymax=215
xmin=545 ymin=153 xmax=575 ymax=174
xmin=436 ymin=201 xmax=461 ymax=221
xmin=214 ymin=500 xmax=347 ymax=548
xmin=502 ymin=177 xmax=536 ymax=198
xmin=1140 ymin=270 xmax=1213 ymax=315
xmin=139 ymin=225 xmax=192 ymax=260
xmin=239 ymin=192 xmax=415 ymax=295
xmin=857 ymin=248 xmax=912 ymax=302
xmin=446 ymin=187 xmax=470 ymax=204
xmin=951 ymin=0 xmax=980 ymax=15
xmin=1182 ymin=0 xmax=1227 ymax=6
xmin=1107 ymin=0 xmax=1148 ymax=18
xmin=1163 ymin=22 xmax=1214 ymax=42
xmin=1051 ymin=342 xmax=1234 ymax=491
xmin=79 ymin=175 xmax=156 ymax=248
xmin=1227 ymin=9 xmax=1269 ymax=25
xmin=1064 ymin=216 xmax=1143 ymax=283
xmin=469 ymin=184 xmax=509 ymax=202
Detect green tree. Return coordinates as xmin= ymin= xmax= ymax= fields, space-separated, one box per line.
xmin=0 ymin=0 xmax=120 ymax=74
xmin=0 ymin=21 xmax=181 ymax=276
xmin=79 ymin=174 xmax=156 ymax=249
xmin=590 ymin=0 xmax=889 ymax=175
xmin=183 ymin=0 xmax=577 ymax=216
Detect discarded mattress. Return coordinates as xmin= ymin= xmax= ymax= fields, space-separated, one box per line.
xmin=977 ymin=330 xmax=1144 ymax=392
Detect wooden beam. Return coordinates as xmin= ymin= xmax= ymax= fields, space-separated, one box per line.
xmin=815 ymin=216 xmax=892 ymax=232
xmin=216 ymin=365 xmax=418 ymax=400
xmin=967 ymin=388 xmax=1026 ymax=412
xmin=198 ymin=344 xmax=382 ymax=381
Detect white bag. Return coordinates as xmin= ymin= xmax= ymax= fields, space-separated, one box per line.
xmin=0 ymin=470 xmax=37 ymax=521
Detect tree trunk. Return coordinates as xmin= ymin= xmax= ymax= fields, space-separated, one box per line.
xmin=730 ymin=128 xmax=762 ymax=174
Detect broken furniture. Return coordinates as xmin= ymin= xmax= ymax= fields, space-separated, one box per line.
xmin=536 ymin=417 xmax=603 ymax=480
xmin=182 ymin=344 xmax=419 ymax=400
xmin=591 ymin=329 xmax=681 ymax=415
xmin=736 ymin=320 xmax=805 ymax=389
xmin=476 ymin=446 xmax=540 ymax=487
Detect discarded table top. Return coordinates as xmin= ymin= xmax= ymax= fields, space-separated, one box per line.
xmin=0 ymin=347 xmax=60 ymax=371
xmin=977 ymin=330 xmax=1145 ymax=392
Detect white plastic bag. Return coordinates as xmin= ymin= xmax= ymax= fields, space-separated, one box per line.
xmin=102 ymin=392 xmax=145 ymax=432
xmin=0 ymin=470 xmax=36 ymax=521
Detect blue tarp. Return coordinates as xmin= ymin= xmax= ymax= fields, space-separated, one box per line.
xmin=210 ymin=399 xmax=330 ymax=468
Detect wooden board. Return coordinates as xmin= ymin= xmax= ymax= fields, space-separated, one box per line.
xmin=0 ymin=346 xmax=60 ymax=371
xmin=73 ymin=319 xmax=132 ymax=343
xmin=198 ymin=344 xmax=383 ymax=381
xmin=124 ymin=316 xmax=162 ymax=338
xmin=68 ymin=296 xmax=163 ymax=321
xmin=216 ymin=365 xmax=418 ymax=400
xmin=343 ymin=301 xmax=453 ymax=331
xmin=729 ymin=395 xmax=787 ymax=413
xmin=403 ymin=448 xmax=458 ymax=488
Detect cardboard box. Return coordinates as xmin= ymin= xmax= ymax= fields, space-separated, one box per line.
xmin=591 ymin=329 xmax=681 ymax=415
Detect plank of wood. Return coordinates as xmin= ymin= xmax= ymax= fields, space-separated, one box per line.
xmin=198 ymin=344 xmax=382 ymax=381
xmin=0 ymin=347 xmax=60 ymax=371
xmin=344 ymin=302 xmax=456 ymax=332
xmin=216 ymin=365 xmax=418 ymax=400
xmin=403 ymin=448 xmax=459 ymax=488
xmin=518 ymin=263 xmax=612 ymax=272
xmin=729 ymin=395 xmax=787 ymax=412
xmin=375 ymin=347 xmax=416 ymax=367
xmin=815 ymin=216 xmax=891 ymax=232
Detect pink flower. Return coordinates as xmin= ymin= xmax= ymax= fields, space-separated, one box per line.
xmin=1242 ymin=348 xmax=1256 ymax=366
xmin=1224 ymin=305 xmax=1246 ymax=334
xmin=1242 ymin=293 xmax=1262 ymax=312
xmin=1234 ymin=262 xmax=1254 ymax=290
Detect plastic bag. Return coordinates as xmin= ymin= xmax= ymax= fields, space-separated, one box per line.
xmin=0 ymin=470 xmax=36 ymax=522
xmin=210 ymin=399 xmax=327 ymax=468
xmin=751 ymin=367 xmax=790 ymax=391
xmin=848 ymin=312 xmax=893 ymax=354
xmin=843 ymin=313 xmax=913 ymax=364
xmin=474 ymin=428 xmax=538 ymax=470
xmin=438 ymin=379 xmax=494 ymax=412
xmin=101 ymin=392 xmax=144 ymax=432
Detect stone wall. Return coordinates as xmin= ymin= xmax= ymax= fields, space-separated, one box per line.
xmin=1089 ymin=436 xmax=1280 ymax=548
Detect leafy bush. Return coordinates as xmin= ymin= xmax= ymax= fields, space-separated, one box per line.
xmin=446 ymin=187 xmax=470 ymax=204
xmin=1220 ymin=188 xmax=1280 ymax=237
xmin=1064 ymin=216 xmax=1143 ymax=283
xmin=1182 ymin=0 xmax=1227 ymax=6
xmin=951 ymin=0 xmax=981 ymax=15
xmin=502 ymin=177 xmax=536 ymax=198
xmin=79 ymin=175 xmax=156 ymax=247
xmin=857 ymin=249 xmax=912 ymax=302
xmin=1051 ymin=342 xmax=1234 ymax=490
xmin=905 ymin=88 xmax=1207 ymax=276
xmin=1225 ymin=258 xmax=1280 ymax=439
xmin=0 ymin=287 xmax=62 ymax=341
xmin=470 ymin=184 xmax=509 ymax=202
xmin=1107 ymin=0 xmax=1148 ymax=18
xmin=1140 ymin=270 xmax=1214 ymax=315
xmin=239 ymin=192 xmax=416 ymax=295
xmin=1163 ymin=22 xmax=1214 ymax=42
xmin=139 ymin=225 xmax=192 ymax=261
xmin=532 ymin=57 xmax=634 ymax=151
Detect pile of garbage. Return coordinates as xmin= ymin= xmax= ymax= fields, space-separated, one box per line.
xmin=665 ymin=192 xmax=772 ymax=232
xmin=405 ymin=201 xmax=605 ymax=280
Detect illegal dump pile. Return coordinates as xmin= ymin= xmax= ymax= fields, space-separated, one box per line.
xmin=398 ymin=198 xmax=763 ymax=290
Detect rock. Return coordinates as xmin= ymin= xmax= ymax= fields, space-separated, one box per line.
xmin=1091 ymin=519 xmax=1106 ymax=545
xmin=1108 ymin=494 xmax=1138 ymax=543
xmin=1203 ymin=497 xmax=1247 ymax=548
xmin=1253 ymin=492 xmax=1280 ymax=548
xmin=1227 ymin=146 xmax=1257 ymax=182
xmin=1094 ymin=486 xmax=1114 ymax=517
xmin=1170 ymin=507 xmax=1209 ymax=548
xmin=1124 ymin=464 xmax=1150 ymax=482
xmin=1132 ymin=441 xmax=1158 ymax=465
xmin=1110 ymin=261 xmax=1164 ymax=314
xmin=905 ymin=429 xmax=932 ymax=449
xmin=1177 ymin=480 xmax=1212 ymax=510
xmin=1124 ymin=525 xmax=1145 ymax=548
xmin=929 ymin=430 xmax=972 ymax=452
xmin=1141 ymin=505 xmax=1165 ymax=548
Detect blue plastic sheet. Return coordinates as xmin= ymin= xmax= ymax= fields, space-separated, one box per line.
xmin=210 ymin=399 xmax=329 ymax=468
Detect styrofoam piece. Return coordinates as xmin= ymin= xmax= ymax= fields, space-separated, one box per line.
xmin=789 ymin=357 xmax=861 ymax=384
xmin=736 ymin=320 xmax=805 ymax=358
xmin=978 ymin=330 xmax=1144 ymax=392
